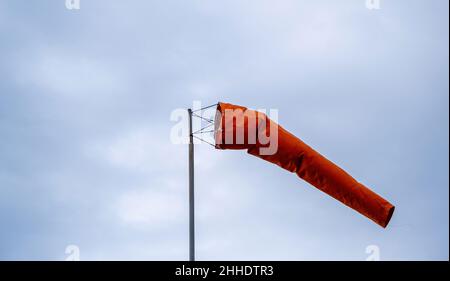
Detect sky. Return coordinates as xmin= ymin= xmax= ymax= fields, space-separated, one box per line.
xmin=0 ymin=0 xmax=448 ymax=260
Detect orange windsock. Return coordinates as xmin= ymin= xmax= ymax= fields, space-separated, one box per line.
xmin=214 ymin=102 xmax=395 ymax=228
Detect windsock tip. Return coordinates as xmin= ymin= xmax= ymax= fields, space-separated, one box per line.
xmin=381 ymin=205 xmax=395 ymax=228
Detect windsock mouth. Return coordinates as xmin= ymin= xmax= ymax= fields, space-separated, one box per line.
xmin=213 ymin=102 xmax=250 ymax=149
xmin=213 ymin=103 xmax=223 ymax=148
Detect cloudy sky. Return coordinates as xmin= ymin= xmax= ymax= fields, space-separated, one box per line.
xmin=0 ymin=0 xmax=448 ymax=260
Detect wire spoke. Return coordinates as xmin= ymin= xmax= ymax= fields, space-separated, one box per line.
xmin=192 ymin=113 xmax=214 ymax=124
xmin=192 ymin=135 xmax=216 ymax=147
xmin=193 ymin=130 xmax=215 ymax=134
xmin=192 ymin=123 xmax=214 ymax=134
xmin=191 ymin=103 xmax=218 ymax=113
xmin=189 ymin=103 xmax=217 ymax=148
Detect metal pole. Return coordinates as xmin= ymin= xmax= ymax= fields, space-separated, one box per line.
xmin=188 ymin=108 xmax=195 ymax=261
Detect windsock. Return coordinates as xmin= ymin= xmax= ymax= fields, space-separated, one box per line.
xmin=214 ymin=102 xmax=395 ymax=228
